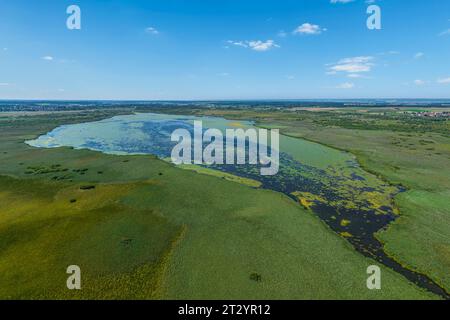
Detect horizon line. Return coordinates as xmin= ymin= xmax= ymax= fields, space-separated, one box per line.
xmin=1 ymin=98 xmax=450 ymax=102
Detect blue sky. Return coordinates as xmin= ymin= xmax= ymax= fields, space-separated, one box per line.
xmin=0 ymin=0 xmax=449 ymax=100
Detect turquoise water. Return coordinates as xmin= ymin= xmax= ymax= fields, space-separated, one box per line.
xmin=26 ymin=113 xmax=240 ymax=156
xmin=26 ymin=112 xmax=349 ymax=167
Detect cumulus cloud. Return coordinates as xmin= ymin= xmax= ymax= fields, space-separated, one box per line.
xmin=227 ymin=41 xmax=247 ymax=48
xmin=145 ymin=27 xmax=159 ymax=35
xmin=293 ymin=23 xmax=326 ymax=35
xmin=327 ymin=56 xmax=374 ymax=75
xmin=249 ymin=40 xmax=279 ymax=51
xmin=42 ymin=56 xmax=54 ymax=61
xmin=414 ymin=79 xmax=426 ymax=86
xmin=227 ymin=40 xmax=280 ymax=51
xmin=330 ymin=0 xmax=355 ymax=3
xmin=414 ymin=52 xmax=425 ymax=59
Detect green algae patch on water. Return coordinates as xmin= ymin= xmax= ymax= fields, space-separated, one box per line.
xmin=276 ymin=130 xmax=401 ymax=217
xmin=291 ymin=191 xmax=327 ymax=210
xmin=340 ymin=232 xmax=353 ymax=238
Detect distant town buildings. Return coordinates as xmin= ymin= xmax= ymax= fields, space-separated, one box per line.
xmin=404 ymin=111 xmax=450 ymax=119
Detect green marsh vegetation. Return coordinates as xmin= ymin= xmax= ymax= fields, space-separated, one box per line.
xmin=165 ymin=106 xmax=449 ymax=294
xmin=0 ymin=110 xmax=437 ymax=299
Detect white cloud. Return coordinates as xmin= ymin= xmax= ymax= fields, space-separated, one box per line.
xmin=387 ymin=50 xmax=399 ymax=55
xmin=336 ymin=82 xmax=355 ymax=89
xmin=331 ymin=0 xmax=355 ymax=3
xmin=0 ymin=83 xmax=9 ymax=86
xmin=145 ymin=27 xmax=159 ymax=35
xmin=414 ymin=52 xmax=425 ymax=59
xmin=42 ymin=56 xmax=54 ymax=61
xmin=217 ymin=72 xmax=230 ymax=77
xmin=293 ymin=23 xmax=326 ymax=35
xmin=227 ymin=40 xmax=280 ymax=51
xmin=248 ymin=40 xmax=279 ymax=51
xmin=227 ymin=40 xmax=248 ymax=48
xmin=437 ymin=77 xmax=450 ymax=84
xmin=328 ymin=56 xmax=374 ymax=74
xmin=414 ymin=79 xmax=426 ymax=86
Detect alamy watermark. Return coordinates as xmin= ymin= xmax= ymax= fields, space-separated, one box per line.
xmin=367 ymin=265 xmax=381 ymax=290
xmin=64 ymin=263 xmax=380 ymax=291
xmin=367 ymin=5 xmax=382 ymax=30
xmin=171 ymin=121 xmax=280 ymax=176
xmin=66 ymin=5 xmax=81 ymax=30
xmin=66 ymin=265 xmax=81 ymax=290
xmin=66 ymin=4 xmax=381 ymax=31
